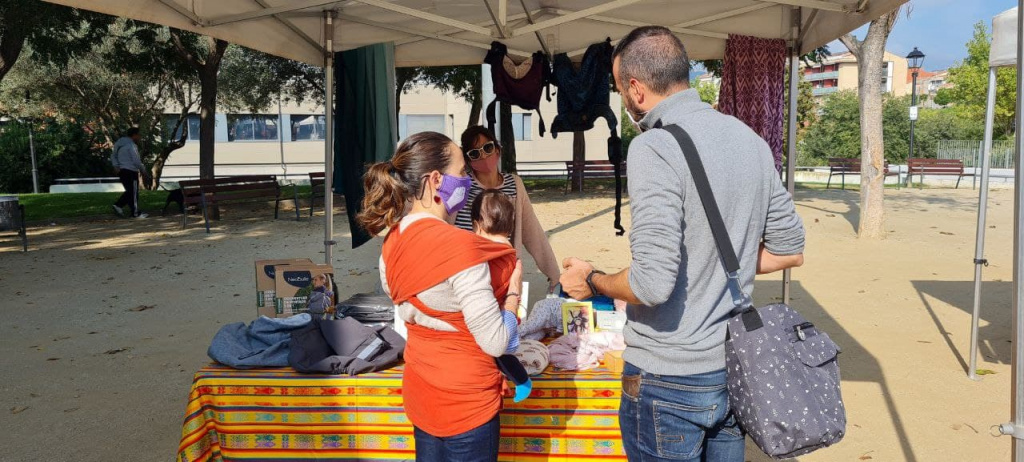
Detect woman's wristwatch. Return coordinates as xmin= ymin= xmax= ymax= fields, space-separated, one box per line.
xmin=586 ymin=270 xmax=605 ymax=298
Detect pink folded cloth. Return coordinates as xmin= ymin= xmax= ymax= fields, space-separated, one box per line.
xmin=548 ymin=332 xmax=626 ymax=371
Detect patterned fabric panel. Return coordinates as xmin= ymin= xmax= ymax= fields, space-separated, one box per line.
xmin=718 ymin=34 xmax=788 ymax=172
xmin=178 ymin=365 xmax=626 ymax=461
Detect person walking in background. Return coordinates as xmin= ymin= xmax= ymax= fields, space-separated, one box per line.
xmin=111 ymin=127 xmax=148 ymax=219
xmin=560 ymin=26 xmax=805 ymax=461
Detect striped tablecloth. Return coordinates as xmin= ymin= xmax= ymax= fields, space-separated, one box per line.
xmin=178 ymin=364 xmax=626 ymax=461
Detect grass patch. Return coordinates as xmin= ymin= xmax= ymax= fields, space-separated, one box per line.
xmin=11 ymin=185 xmax=314 ymax=223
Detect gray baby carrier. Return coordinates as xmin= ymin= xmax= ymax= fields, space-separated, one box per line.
xmin=661 ymin=124 xmax=846 ymax=459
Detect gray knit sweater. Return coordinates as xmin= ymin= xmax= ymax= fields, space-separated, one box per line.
xmin=624 ymin=89 xmax=805 ymax=376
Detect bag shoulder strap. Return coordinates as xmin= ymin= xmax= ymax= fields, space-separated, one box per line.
xmin=659 ymin=124 xmax=757 ymax=326
xmin=659 ymin=124 xmax=739 ymax=273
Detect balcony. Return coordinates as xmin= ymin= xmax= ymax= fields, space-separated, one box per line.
xmin=805 ymin=71 xmax=839 ymax=82
xmin=813 ymin=87 xmax=839 ymax=96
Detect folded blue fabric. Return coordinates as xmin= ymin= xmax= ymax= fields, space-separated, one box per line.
xmin=208 ymin=314 xmax=312 ymax=369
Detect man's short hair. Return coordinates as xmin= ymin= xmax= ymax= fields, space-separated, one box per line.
xmin=125 ymin=127 xmax=140 ymax=137
xmin=612 ymin=26 xmax=690 ymax=94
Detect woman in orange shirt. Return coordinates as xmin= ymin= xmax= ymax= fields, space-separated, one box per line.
xmin=358 ymin=131 xmax=523 ymax=462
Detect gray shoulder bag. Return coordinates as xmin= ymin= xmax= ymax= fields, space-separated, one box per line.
xmin=661 ymin=124 xmax=846 ymax=459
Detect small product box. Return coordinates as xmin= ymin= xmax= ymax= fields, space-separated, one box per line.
xmin=255 ymin=259 xmax=312 ymax=317
xmin=604 ymin=350 xmax=625 ymax=374
xmin=273 ymin=264 xmax=335 ymax=318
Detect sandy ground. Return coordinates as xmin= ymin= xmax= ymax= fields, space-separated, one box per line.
xmin=0 ymin=184 xmax=1018 ymax=462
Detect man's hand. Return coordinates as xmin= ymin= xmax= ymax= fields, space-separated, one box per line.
xmin=560 ymin=257 xmax=595 ymax=300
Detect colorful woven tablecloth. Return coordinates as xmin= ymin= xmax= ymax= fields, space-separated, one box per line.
xmin=178 ymin=364 xmax=626 ymax=461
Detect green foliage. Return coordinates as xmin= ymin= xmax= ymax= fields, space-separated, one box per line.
xmin=0 ymin=118 xmax=107 ymax=193
xmin=695 ymin=79 xmax=718 ymax=104
xmin=800 ymin=90 xmax=862 ymax=164
xmin=0 ymin=0 xmax=114 ymax=81
xmin=946 ymin=21 xmax=1017 ymax=138
xmin=800 ymin=90 xmax=983 ymax=166
xmin=697 ymin=45 xmax=831 ymax=82
xmin=620 ymin=104 xmax=640 ymax=155
xmin=933 ymin=88 xmax=953 ymax=106
xmin=914 ymin=107 xmax=984 ymax=157
xmin=219 ymin=44 xmax=324 ymax=112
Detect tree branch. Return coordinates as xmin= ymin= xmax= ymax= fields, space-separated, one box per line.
xmin=839 ymin=33 xmax=861 ymax=58
xmin=169 ymin=29 xmax=201 ymax=70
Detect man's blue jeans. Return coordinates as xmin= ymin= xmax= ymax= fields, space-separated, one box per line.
xmin=619 ymin=363 xmax=745 ymax=461
xmin=413 ymin=414 xmax=500 ymax=462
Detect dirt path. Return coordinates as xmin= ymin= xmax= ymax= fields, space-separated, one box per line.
xmin=0 ymin=187 xmax=1015 ymax=461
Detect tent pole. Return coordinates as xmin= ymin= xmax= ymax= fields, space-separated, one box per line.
xmin=1005 ymin=1 xmax=1024 ymax=457
xmin=782 ymin=40 xmax=799 ymax=305
xmin=323 ymin=11 xmax=336 ymax=265
xmin=969 ymin=67 xmax=997 ymax=381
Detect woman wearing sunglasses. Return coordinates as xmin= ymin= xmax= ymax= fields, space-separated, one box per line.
xmin=455 ymin=126 xmax=560 ymax=293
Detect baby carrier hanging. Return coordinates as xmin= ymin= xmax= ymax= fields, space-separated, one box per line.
xmin=549 ymin=39 xmax=624 ymax=236
xmin=484 ymin=41 xmax=551 ymax=137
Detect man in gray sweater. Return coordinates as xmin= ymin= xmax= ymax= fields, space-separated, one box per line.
xmin=110 ymin=127 xmax=148 ymax=218
xmin=560 ymin=27 xmax=805 ymax=461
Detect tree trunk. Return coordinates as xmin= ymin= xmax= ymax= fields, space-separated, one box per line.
xmin=499 ymin=103 xmax=517 ymax=174
xmin=0 ymin=30 xmax=27 ymax=84
xmin=572 ymin=132 xmax=586 ymax=192
xmin=468 ymin=91 xmax=483 ymax=129
xmin=841 ymin=9 xmax=900 ymax=239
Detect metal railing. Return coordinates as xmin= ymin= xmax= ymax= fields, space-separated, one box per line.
xmin=937 ymin=139 xmax=1016 ymax=169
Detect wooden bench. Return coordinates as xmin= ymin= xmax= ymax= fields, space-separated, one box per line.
xmin=178 ymin=175 xmax=299 ymax=233
xmin=564 ymin=160 xmax=627 ymax=193
xmin=308 ymin=172 xmax=326 ymax=217
xmin=907 ymin=158 xmax=973 ymax=189
xmin=826 ymin=157 xmax=900 ymax=190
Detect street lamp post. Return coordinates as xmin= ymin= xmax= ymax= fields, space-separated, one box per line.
xmin=25 ymin=91 xmax=39 ymax=194
xmin=907 ymin=48 xmax=925 ymax=171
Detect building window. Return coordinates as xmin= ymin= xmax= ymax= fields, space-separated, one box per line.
xmin=164 ymin=114 xmax=200 ymax=141
xmin=511 ymin=113 xmax=532 ymax=141
xmin=227 ymin=115 xmax=279 ymax=141
xmin=881 ymin=62 xmax=894 ymax=93
xmin=399 ymin=114 xmax=446 ymax=140
xmin=291 ymin=115 xmax=326 ymax=141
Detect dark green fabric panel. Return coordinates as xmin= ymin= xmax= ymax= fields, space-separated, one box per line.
xmin=333 ymin=43 xmax=397 ymax=249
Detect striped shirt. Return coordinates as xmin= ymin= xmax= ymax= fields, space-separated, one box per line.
xmin=454 ymin=173 xmax=518 ymax=232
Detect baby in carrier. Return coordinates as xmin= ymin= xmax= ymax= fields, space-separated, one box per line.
xmin=471 ymin=189 xmax=534 ymax=402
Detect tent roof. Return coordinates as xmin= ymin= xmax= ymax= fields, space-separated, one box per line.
xmin=44 ymin=0 xmax=907 ymax=67
xmin=991 ymin=7 xmax=1017 ymax=68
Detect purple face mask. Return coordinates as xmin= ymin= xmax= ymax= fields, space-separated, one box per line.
xmin=437 ymin=173 xmax=474 ymax=215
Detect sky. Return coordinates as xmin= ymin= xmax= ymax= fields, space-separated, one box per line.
xmin=830 ymin=0 xmax=1017 ymax=71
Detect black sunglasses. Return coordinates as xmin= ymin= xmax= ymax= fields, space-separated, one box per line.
xmin=466 ymin=141 xmax=498 ymax=160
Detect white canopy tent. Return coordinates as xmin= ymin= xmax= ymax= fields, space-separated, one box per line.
xmin=41 ymin=0 xmax=906 ymax=303
xmin=977 ymin=5 xmax=1024 ymax=461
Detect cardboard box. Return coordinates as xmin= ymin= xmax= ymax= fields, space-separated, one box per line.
xmin=273 ymin=264 xmax=335 ymax=318
xmin=255 ymin=259 xmax=313 ymax=317
xmin=604 ymin=350 xmax=624 ymax=374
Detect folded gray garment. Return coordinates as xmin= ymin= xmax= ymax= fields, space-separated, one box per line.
xmin=208 ymin=314 xmax=312 ymax=369
xmin=289 ymin=317 xmax=405 ymax=375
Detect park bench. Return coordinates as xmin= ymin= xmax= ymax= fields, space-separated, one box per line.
xmin=564 ymin=160 xmax=627 ymax=193
xmin=308 ymin=172 xmax=326 ymax=217
xmin=907 ymin=158 xmax=973 ymax=189
xmin=826 ymin=157 xmax=900 ymax=190
xmin=178 ymin=175 xmax=299 ymax=233
xmin=0 ymin=196 xmax=28 ymax=252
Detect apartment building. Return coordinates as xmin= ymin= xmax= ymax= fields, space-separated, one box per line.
xmin=803 ymin=50 xmax=911 ymax=98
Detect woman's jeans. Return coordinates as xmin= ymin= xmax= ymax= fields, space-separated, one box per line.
xmin=619 ymin=362 xmax=745 ymax=461
xmin=413 ymin=414 xmax=500 ymax=462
